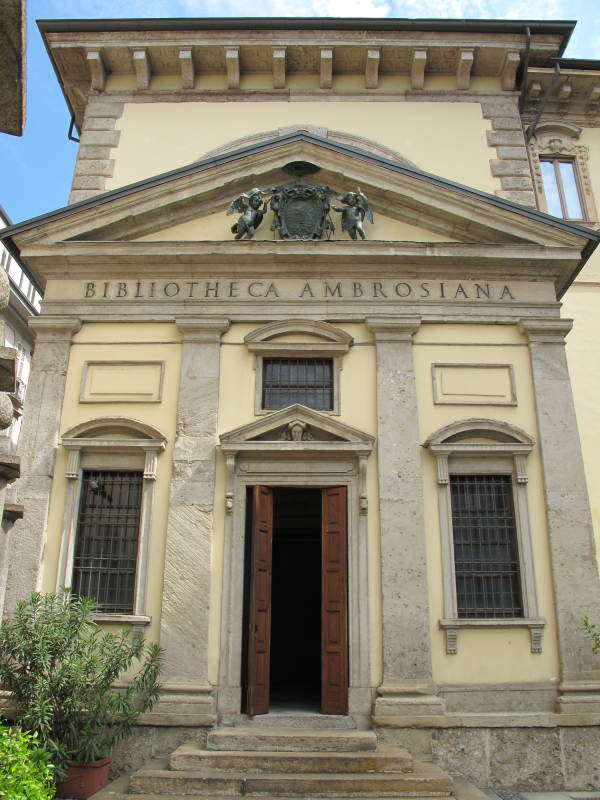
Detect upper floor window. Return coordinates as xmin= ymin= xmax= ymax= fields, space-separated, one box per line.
xmin=529 ymin=121 xmax=597 ymax=225
xmin=262 ymin=357 xmax=333 ymax=411
xmin=539 ymin=158 xmax=584 ymax=220
xmin=245 ymin=320 xmax=353 ymax=416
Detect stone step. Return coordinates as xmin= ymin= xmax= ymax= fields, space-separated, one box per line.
xmin=169 ymin=744 xmax=414 ymax=773
xmin=126 ymin=796 xmax=451 ymax=800
xmin=128 ymin=763 xmax=453 ymax=797
xmin=206 ymin=727 xmax=378 ymax=752
xmin=238 ymin=713 xmax=355 ymax=729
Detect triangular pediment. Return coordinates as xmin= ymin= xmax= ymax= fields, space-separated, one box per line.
xmin=220 ymin=405 xmax=375 ymax=451
xmin=3 ymin=131 xmax=598 ymax=295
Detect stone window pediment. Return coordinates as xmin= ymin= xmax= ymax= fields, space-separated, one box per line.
xmin=245 ymin=320 xmax=353 ymax=416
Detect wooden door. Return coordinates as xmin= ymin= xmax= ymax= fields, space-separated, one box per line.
xmin=321 ymin=486 xmax=349 ymax=714
xmin=246 ymin=485 xmax=274 ymax=715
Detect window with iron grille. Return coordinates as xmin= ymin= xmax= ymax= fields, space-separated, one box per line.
xmin=450 ymin=474 xmax=523 ymax=619
xmin=262 ymin=358 xmax=334 ymax=411
xmin=72 ymin=470 xmax=143 ymax=614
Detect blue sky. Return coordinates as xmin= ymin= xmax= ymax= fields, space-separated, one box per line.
xmin=1 ymin=0 xmax=599 ymax=224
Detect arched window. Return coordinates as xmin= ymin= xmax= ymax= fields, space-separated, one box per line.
xmin=57 ymin=417 xmax=166 ymax=626
xmin=424 ymin=419 xmax=545 ymax=655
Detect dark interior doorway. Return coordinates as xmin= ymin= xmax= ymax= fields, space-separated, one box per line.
xmin=270 ymin=487 xmax=322 ymax=710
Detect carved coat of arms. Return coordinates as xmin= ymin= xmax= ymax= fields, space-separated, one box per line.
xmin=226 ymin=182 xmax=373 ymax=241
xmin=270 ymin=183 xmax=335 ymax=240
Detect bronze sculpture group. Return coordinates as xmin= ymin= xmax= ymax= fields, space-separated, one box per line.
xmin=227 ymin=183 xmax=373 ymax=241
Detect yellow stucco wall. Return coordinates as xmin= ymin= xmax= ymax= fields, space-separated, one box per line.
xmin=106 ymin=101 xmax=497 ymax=196
xmin=40 ymin=322 xmax=182 ymax=645
xmin=562 ymin=126 xmax=600 ymax=555
xmin=414 ymin=323 xmax=559 ymax=684
xmin=37 ymin=309 xmax=561 ymax=688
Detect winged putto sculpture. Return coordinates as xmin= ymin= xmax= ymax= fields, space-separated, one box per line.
xmin=226 ymin=183 xmax=373 ymax=241
xmin=227 ymin=188 xmax=271 ymax=240
xmin=332 ymin=188 xmax=374 ymax=240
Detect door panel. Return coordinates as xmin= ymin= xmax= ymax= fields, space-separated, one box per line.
xmin=321 ymin=487 xmax=349 ymax=714
xmin=246 ymin=485 xmax=274 ymax=715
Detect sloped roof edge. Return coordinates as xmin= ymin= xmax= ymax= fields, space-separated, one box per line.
xmin=37 ymin=17 xmax=576 ymax=44
xmin=2 ymin=131 xmax=599 ymax=250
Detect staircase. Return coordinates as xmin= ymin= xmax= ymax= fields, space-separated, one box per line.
xmin=121 ymin=726 xmax=454 ymax=799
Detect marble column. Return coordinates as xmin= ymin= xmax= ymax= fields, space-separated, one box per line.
xmin=520 ymin=318 xmax=600 ymax=713
xmin=157 ymin=316 xmax=229 ymax=726
xmin=4 ymin=316 xmax=81 ymax=616
xmin=367 ymin=317 xmax=444 ymax=720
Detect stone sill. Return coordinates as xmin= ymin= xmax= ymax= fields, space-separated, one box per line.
xmin=94 ymin=613 xmax=151 ymax=625
xmin=440 ymin=617 xmax=546 ymax=655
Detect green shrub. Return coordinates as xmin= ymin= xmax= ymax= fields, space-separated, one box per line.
xmin=0 ymin=591 xmax=163 ymax=777
xmin=583 ymin=616 xmax=600 ymax=653
xmin=0 ymin=726 xmax=55 ymax=800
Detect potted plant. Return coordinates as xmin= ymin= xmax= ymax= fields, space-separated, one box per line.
xmin=0 ymin=591 xmax=163 ymax=799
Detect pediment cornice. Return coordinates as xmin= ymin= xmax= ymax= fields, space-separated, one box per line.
xmin=4 ymin=132 xmax=598 ymax=295
xmin=220 ymin=404 xmax=374 ymax=455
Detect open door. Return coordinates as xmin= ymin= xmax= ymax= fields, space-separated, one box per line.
xmin=245 ymin=485 xmax=348 ymax=715
xmin=246 ymin=485 xmax=274 ymax=716
xmin=321 ymin=486 xmax=349 ymax=714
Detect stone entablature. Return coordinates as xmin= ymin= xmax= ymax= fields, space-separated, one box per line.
xmin=44 ymin=22 xmax=567 ymax=127
xmin=523 ymin=66 xmax=600 ymax=125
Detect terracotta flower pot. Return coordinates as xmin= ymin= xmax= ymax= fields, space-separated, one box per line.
xmin=55 ymin=756 xmax=112 ymax=799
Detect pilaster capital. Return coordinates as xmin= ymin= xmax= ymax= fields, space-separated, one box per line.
xmin=366 ymin=316 xmax=421 ymax=342
xmin=28 ymin=315 xmax=82 ymax=342
xmin=518 ymin=318 xmax=573 ymax=344
xmin=175 ymin=316 xmax=230 ymax=342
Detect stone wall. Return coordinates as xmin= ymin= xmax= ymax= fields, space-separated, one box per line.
xmin=378 ymin=726 xmax=600 ymax=790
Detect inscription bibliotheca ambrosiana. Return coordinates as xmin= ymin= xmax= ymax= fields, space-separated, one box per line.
xmin=82 ymin=279 xmax=517 ymax=301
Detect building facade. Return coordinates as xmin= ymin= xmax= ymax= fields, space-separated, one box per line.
xmin=2 ymin=17 xmax=600 ymax=789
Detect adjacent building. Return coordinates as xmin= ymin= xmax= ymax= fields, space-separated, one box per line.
xmin=1 ymin=16 xmax=600 ymax=790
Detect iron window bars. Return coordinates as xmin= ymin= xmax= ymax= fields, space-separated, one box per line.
xmin=262 ymin=357 xmax=334 ymax=411
xmin=450 ymin=474 xmax=523 ymax=618
xmin=72 ymin=470 xmax=143 ymax=614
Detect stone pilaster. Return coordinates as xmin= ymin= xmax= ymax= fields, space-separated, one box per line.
xmin=4 ymin=316 xmax=81 ymax=615
xmin=367 ymin=317 xmax=444 ymax=720
xmin=156 ymin=316 xmax=229 ymax=726
xmin=519 ymin=318 xmax=600 ymax=713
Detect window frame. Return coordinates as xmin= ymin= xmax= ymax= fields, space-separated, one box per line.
xmin=529 ymin=121 xmax=598 ymax=226
xmin=425 ymin=419 xmax=545 ymax=655
xmin=245 ymin=320 xmax=353 ymax=416
xmin=57 ymin=418 xmax=166 ymax=629
xmin=538 ymin=156 xmax=586 ymax=221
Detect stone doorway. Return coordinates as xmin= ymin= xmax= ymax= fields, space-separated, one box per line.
xmin=242 ymin=486 xmax=348 ymax=716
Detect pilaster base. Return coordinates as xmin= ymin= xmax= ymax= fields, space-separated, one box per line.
xmin=374 ymin=681 xmax=446 ymax=719
xmin=139 ymin=684 xmax=216 ymax=727
xmin=556 ymin=682 xmax=600 ymax=714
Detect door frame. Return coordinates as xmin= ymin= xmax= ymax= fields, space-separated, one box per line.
xmin=218 ymin=443 xmax=372 ymax=727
